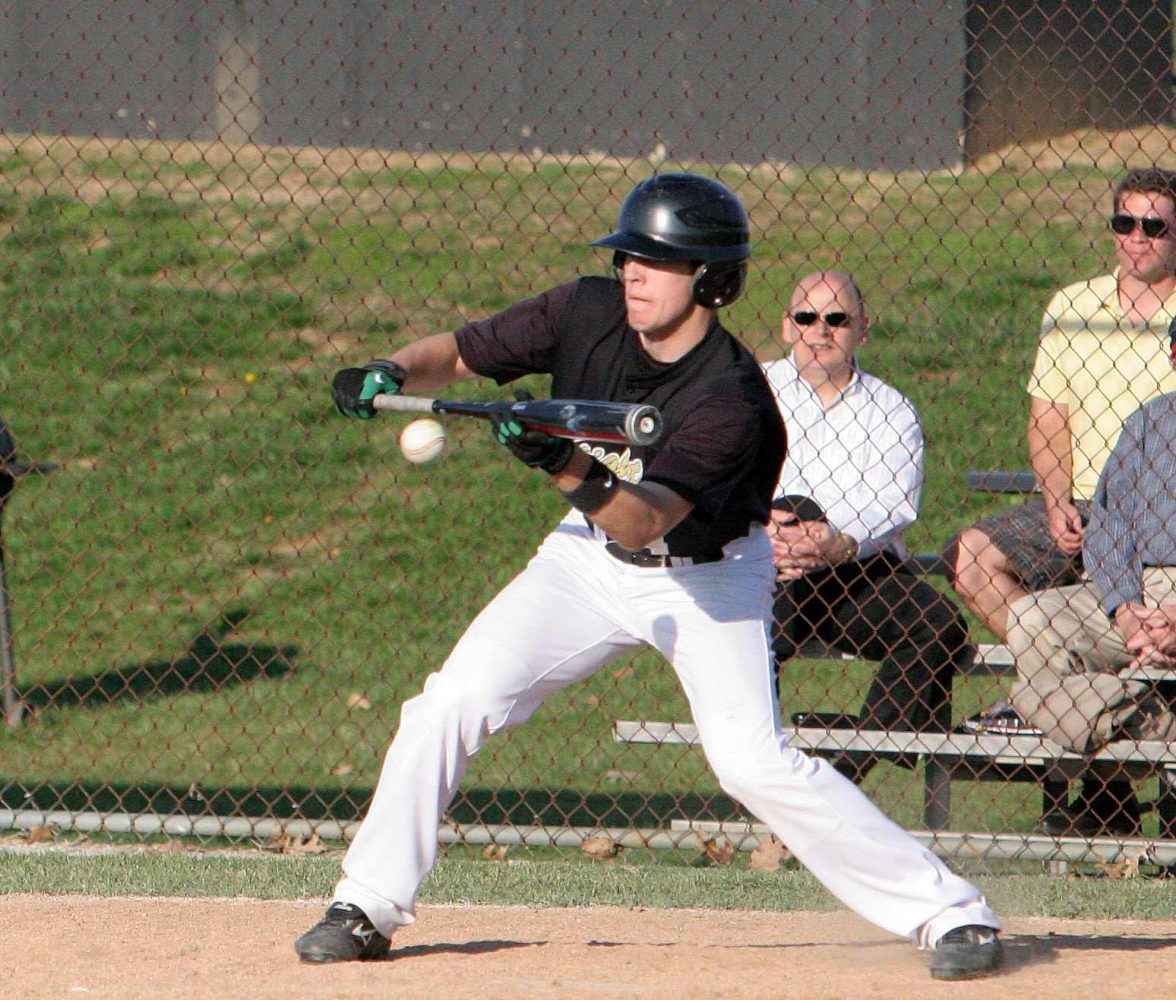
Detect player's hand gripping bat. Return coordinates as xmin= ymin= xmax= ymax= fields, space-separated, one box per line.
xmin=373 ymin=394 xmax=662 ymax=447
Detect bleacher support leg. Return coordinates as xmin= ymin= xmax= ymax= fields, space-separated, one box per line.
xmin=1158 ymin=766 xmax=1176 ymax=840
xmin=923 ymin=758 xmax=951 ymax=830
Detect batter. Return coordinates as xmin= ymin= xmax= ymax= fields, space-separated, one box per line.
xmin=295 ymin=173 xmax=1003 ymax=982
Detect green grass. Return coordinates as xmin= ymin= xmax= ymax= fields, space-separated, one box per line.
xmin=0 ymin=138 xmax=1145 ymax=866
xmin=1 ymin=846 xmax=1173 ymax=921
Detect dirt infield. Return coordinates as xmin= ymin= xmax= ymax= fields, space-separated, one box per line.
xmin=4 ymin=896 xmax=1175 ymax=1000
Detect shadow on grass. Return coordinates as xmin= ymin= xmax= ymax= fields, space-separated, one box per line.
xmin=447 ymin=786 xmax=746 ymax=830
xmin=0 ymin=778 xmax=742 ymax=832
xmin=18 ymin=608 xmax=296 ymax=714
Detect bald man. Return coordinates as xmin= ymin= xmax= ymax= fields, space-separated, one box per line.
xmin=763 ymin=272 xmax=971 ymax=782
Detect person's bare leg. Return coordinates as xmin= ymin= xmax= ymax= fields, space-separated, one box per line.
xmin=946 ymin=528 xmax=1027 ymax=641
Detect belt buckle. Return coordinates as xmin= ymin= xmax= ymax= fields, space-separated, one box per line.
xmin=606 ymin=541 xmax=659 ymax=567
xmin=604 ymin=541 xmax=717 ymax=568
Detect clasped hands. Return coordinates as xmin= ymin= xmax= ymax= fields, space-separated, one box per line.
xmin=1116 ymin=602 xmax=1176 ymax=670
xmin=769 ymin=510 xmax=853 ymax=582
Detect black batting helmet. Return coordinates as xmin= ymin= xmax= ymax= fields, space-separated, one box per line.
xmin=592 ymin=173 xmax=751 ymax=308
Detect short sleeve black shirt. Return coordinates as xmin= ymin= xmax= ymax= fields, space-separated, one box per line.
xmin=454 ymin=277 xmax=786 ymax=556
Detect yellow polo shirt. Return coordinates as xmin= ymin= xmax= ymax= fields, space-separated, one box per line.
xmin=1028 ymin=271 xmax=1176 ymax=500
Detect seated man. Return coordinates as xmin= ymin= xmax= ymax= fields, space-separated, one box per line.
xmin=947 ymin=167 xmax=1176 ymax=642
xmin=946 ymin=166 xmax=1176 ymax=819
xmin=763 ymin=271 xmax=971 ymax=783
xmin=1007 ymin=324 xmax=1176 ymax=836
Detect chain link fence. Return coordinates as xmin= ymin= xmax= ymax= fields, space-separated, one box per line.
xmin=1 ymin=0 xmax=1174 ymax=872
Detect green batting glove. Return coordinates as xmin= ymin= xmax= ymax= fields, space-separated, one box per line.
xmin=331 ymin=359 xmax=407 ymax=419
xmin=490 ymin=413 xmax=574 ymax=474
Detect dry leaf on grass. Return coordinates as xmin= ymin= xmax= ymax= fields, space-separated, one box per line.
xmin=257 ymin=831 xmax=329 ymax=855
xmin=748 ymin=835 xmax=791 ymax=870
xmin=581 ymin=834 xmax=621 ymax=862
xmin=24 ymin=825 xmax=57 ymax=843
xmin=1097 ymin=847 xmax=1153 ymax=880
xmin=698 ymin=834 xmax=735 ymax=866
xmin=482 ymin=844 xmax=509 ymax=862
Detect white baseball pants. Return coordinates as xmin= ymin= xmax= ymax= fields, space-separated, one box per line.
xmin=335 ymin=513 xmax=999 ymax=946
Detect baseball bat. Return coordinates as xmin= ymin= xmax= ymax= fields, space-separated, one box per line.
xmin=373 ymin=395 xmax=662 ymax=446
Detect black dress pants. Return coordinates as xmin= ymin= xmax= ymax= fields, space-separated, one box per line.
xmin=772 ymin=553 xmax=970 ymax=778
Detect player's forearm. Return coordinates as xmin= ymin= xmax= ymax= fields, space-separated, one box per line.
xmin=553 ymin=451 xmax=691 ymax=550
xmin=386 ymin=333 xmax=475 ymax=393
xmin=594 ymin=486 xmax=692 ymax=551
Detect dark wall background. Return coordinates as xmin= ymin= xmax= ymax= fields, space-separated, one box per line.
xmin=0 ymin=1 xmax=1170 ymax=171
xmin=964 ymin=0 xmax=1173 ymax=158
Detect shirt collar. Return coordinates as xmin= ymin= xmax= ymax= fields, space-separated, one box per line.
xmin=1102 ymin=268 xmax=1176 ymax=326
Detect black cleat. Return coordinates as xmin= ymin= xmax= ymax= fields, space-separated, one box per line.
xmin=929 ymin=925 xmax=1002 ymax=981
xmin=295 ymin=902 xmax=391 ymax=963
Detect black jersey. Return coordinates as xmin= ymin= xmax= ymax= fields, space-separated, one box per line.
xmin=455 ymin=276 xmax=786 ymax=556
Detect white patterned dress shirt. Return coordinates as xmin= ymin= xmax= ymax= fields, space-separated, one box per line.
xmin=762 ymin=355 xmax=924 ymax=560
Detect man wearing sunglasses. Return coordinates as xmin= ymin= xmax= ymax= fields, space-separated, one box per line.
xmin=947 ymin=166 xmax=1176 ymax=836
xmin=763 ymin=271 xmax=971 ymax=783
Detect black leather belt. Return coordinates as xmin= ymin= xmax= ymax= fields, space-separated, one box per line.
xmin=604 ymin=541 xmax=723 ymax=568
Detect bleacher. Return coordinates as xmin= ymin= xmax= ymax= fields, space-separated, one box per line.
xmin=614 ymin=471 xmax=1176 ymax=865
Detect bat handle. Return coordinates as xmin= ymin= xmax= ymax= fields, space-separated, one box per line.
xmin=372 ymin=395 xmax=439 ymax=415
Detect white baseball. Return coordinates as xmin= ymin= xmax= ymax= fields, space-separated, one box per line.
xmin=399 ymin=418 xmax=447 ymax=464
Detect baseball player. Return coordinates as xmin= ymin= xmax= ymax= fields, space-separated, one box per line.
xmin=295 ymin=173 xmax=1003 ymax=981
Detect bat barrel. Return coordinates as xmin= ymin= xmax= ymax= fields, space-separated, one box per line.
xmin=622 ymin=405 xmax=662 ymax=447
xmin=512 ymin=400 xmax=662 ymax=447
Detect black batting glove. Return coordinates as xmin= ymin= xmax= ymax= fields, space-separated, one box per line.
xmin=490 ymin=412 xmax=574 ymax=474
xmin=331 ymin=359 xmax=408 ymax=419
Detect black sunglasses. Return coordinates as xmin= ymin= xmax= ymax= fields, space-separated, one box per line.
xmin=790 ymin=310 xmax=853 ymax=328
xmin=1110 ymin=214 xmax=1171 ymax=239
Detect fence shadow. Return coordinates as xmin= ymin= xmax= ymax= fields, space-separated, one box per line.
xmin=19 ymin=608 xmax=296 ymax=714
xmin=0 ymin=778 xmax=737 ymax=832
xmin=448 ymin=786 xmax=745 ymax=831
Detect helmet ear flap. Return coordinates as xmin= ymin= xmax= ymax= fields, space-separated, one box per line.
xmin=693 ymin=261 xmax=747 ymax=308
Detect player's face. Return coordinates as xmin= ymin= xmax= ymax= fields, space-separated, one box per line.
xmin=783 ymin=279 xmax=868 ymax=382
xmin=1113 ymin=190 xmax=1176 ymax=284
xmin=618 ymin=255 xmax=701 ymax=339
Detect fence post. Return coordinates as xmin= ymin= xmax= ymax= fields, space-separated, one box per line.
xmin=0 ymin=456 xmax=58 ymax=729
xmin=0 ymin=512 xmax=19 ymax=727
